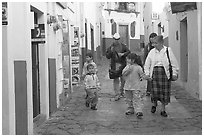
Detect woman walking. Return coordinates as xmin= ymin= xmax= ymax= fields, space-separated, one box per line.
xmin=144 ymin=35 xmax=179 ymax=117
xmin=143 ymin=33 xmax=157 ymax=96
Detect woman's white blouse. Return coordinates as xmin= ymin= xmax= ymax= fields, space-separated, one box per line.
xmin=144 ymin=46 xmax=179 ymax=79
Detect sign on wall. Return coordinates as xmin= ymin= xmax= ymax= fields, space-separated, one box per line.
xmin=31 ymin=24 xmax=45 ymax=43
xmin=2 ymin=2 xmax=8 ymax=25
xmin=70 ymin=27 xmax=80 ymax=85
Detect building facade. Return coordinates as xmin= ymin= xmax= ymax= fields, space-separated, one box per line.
xmin=2 ymin=2 xmax=104 ymax=135
xmin=2 ymin=2 xmax=80 ymax=134
xmin=79 ymin=2 xmax=104 ymax=67
xmin=143 ymin=2 xmax=202 ymax=100
xmin=101 ymin=2 xmax=144 ymax=56
xmin=167 ymin=2 xmax=202 ymax=100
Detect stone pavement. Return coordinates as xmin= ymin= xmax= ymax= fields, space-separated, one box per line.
xmin=34 ymin=58 xmax=202 ymax=135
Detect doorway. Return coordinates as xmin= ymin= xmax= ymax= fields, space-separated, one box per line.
xmin=85 ymin=20 xmax=88 ymax=54
xmin=119 ymin=25 xmax=129 ymax=48
xmin=158 ymin=22 xmax=162 ymax=35
xmin=90 ymin=24 xmax=95 ymax=61
xmin=180 ymin=17 xmax=188 ymax=82
xmin=32 ymin=43 xmax=40 ymax=118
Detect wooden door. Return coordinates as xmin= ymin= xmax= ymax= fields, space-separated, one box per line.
xmin=90 ymin=24 xmax=95 ymax=61
xmin=119 ymin=25 xmax=129 ymax=47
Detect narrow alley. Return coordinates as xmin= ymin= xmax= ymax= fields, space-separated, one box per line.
xmin=2 ymin=2 xmax=202 ymax=135
xmin=34 ymin=57 xmax=202 ymax=135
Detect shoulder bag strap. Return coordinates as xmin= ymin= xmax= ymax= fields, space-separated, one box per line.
xmin=166 ymin=47 xmax=171 ymax=65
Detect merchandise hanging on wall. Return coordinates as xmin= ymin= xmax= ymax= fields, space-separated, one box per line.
xmin=2 ymin=2 xmax=8 ymax=25
xmin=70 ymin=26 xmax=80 ymax=85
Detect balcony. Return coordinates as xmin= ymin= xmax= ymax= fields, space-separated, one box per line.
xmin=104 ymin=2 xmax=140 ymax=15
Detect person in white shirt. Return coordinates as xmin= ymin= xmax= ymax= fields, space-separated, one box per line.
xmin=84 ymin=64 xmax=101 ymax=110
xmin=144 ymin=35 xmax=179 ymax=117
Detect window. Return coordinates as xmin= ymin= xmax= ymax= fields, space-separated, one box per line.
xmin=118 ymin=2 xmax=127 ymax=10
xmin=130 ymin=21 xmax=136 ymax=38
xmin=111 ymin=19 xmax=117 ymax=36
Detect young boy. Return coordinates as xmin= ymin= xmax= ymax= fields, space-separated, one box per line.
xmin=82 ymin=52 xmax=98 ymax=78
xmin=84 ymin=64 xmax=101 ymax=110
xmin=82 ymin=53 xmax=98 ymax=99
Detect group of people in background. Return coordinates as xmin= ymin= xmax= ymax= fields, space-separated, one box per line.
xmin=82 ymin=32 xmax=179 ymax=118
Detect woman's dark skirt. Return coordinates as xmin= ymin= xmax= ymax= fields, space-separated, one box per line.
xmin=151 ymin=66 xmax=171 ymax=105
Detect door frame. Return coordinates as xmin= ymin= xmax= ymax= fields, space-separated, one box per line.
xmin=90 ymin=23 xmax=95 ymax=61
xmin=31 ymin=43 xmax=41 ymax=118
xmin=180 ymin=17 xmax=188 ymax=82
xmin=85 ymin=18 xmax=88 ymax=54
xmin=118 ymin=23 xmax=129 ymax=48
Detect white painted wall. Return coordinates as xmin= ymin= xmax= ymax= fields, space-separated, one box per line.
xmin=139 ymin=2 xmax=144 ymax=36
xmin=3 ymin=2 xmax=34 ymax=134
xmin=30 ymin=2 xmax=50 ymax=122
xmin=2 ymin=24 xmax=9 ymax=135
xmin=2 ymin=2 xmax=81 ymax=134
xmin=152 ymin=11 xmax=169 ymax=38
xmin=168 ymin=6 xmax=201 ymax=100
xmin=197 ymin=2 xmax=202 ymax=100
xmin=84 ymin=2 xmax=96 ymax=50
xmin=143 ymin=2 xmax=153 ymax=45
xmin=102 ymin=8 xmax=141 ymax=39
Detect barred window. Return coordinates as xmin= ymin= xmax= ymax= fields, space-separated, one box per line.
xmin=130 ymin=21 xmax=136 ymax=38
xmin=111 ymin=19 xmax=117 ymax=36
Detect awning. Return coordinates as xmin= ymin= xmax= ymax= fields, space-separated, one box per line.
xmin=170 ymin=2 xmax=197 ymax=14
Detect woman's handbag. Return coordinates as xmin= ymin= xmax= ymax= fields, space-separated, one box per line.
xmin=166 ymin=48 xmax=177 ymax=81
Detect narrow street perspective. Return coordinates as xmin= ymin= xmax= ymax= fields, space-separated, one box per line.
xmin=2 ymin=2 xmax=202 ymax=135
xmin=34 ymin=57 xmax=202 ymax=135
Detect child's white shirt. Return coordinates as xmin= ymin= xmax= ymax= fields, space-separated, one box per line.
xmin=84 ymin=73 xmax=100 ymax=89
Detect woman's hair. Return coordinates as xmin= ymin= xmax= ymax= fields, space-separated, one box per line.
xmin=127 ymin=53 xmax=143 ymax=69
xmin=149 ymin=32 xmax=157 ymax=39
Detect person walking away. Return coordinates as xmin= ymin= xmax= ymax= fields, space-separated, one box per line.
xmin=122 ymin=53 xmax=145 ymax=118
xmin=144 ymin=35 xmax=179 ymax=117
xmin=82 ymin=52 xmax=98 ymax=99
xmin=106 ymin=33 xmax=130 ymax=101
xmin=84 ymin=64 xmax=101 ymax=110
xmin=143 ymin=33 xmax=157 ymax=96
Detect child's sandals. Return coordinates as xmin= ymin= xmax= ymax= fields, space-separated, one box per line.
xmin=125 ymin=111 xmax=134 ymax=115
xmin=136 ymin=112 xmax=143 ymax=118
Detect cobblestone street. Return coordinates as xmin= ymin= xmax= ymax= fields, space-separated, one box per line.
xmin=34 ymin=58 xmax=202 ymax=135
